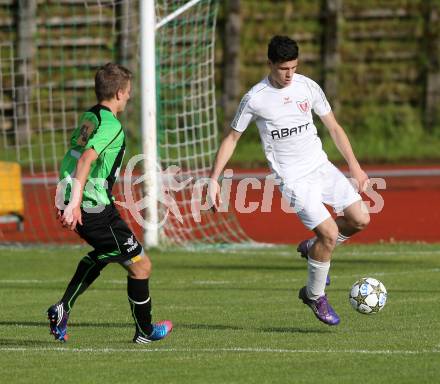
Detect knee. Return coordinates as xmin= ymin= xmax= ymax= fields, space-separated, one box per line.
xmin=350 ymin=212 xmax=370 ymax=231
xmin=142 ymin=257 xmax=153 ymax=276
xmin=318 ymin=222 xmax=339 ymax=251
xmin=128 ymin=254 xmax=152 ymax=279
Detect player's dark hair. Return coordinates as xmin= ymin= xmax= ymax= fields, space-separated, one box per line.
xmin=95 ymin=63 xmax=132 ymax=102
xmin=267 ymin=35 xmax=299 ymax=63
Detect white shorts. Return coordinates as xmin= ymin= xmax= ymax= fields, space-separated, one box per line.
xmin=279 ymin=161 xmax=361 ymax=230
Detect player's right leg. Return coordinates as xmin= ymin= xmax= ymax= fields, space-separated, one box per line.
xmin=47 ymin=206 xmax=113 ymax=342
xmin=297 ymin=238 xmax=331 ymax=286
xmin=298 ymin=217 xmax=340 ymax=325
xmin=47 ymin=302 xmax=69 ymax=342
xmin=47 ymin=254 xmax=107 ymax=341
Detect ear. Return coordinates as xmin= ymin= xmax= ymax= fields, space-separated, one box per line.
xmin=115 ymin=89 xmax=122 ymax=101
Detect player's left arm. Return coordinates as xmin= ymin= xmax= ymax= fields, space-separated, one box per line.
xmin=319 ymin=111 xmax=369 ymax=192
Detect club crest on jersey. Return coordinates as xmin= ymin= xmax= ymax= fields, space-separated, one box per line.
xmin=296 ymin=99 xmax=310 ymax=114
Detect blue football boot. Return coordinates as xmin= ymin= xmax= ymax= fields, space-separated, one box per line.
xmin=47 ymin=303 xmax=69 ymax=342
xmin=133 ymin=320 xmax=173 ymax=344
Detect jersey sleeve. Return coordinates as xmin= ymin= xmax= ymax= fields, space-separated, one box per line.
xmin=309 ymin=80 xmax=332 ymax=116
xmin=85 ymin=120 xmax=122 ymax=156
xmin=231 ymin=93 xmax=255 ymax=132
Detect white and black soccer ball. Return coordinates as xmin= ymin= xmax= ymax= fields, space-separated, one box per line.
xmin=349 ymin=277 xmax=387 ymax=314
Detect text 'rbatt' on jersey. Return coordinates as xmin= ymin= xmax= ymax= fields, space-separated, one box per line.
xmin=270 ymin=123 xmax=310 ymax=140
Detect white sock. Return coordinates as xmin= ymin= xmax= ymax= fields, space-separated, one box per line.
xmin=336 ymin=233 xmax=350 ymax=246
xmin=306 ymin=258 xmax=330 ymax=300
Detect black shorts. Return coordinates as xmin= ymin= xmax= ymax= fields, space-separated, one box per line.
xmin=75 ymin=204 xmax=143 ymax=264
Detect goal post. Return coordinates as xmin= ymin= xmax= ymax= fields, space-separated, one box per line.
xmin=140 ymin=0 xmax=159 ymax=247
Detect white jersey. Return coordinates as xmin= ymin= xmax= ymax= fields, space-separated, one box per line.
xmin=231 ymin=74 xmax=332 ymax=182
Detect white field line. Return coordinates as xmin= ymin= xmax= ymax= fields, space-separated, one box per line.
xmin=340 ymin=250 xmax=440 ymax=256
xmin=0 ymin=347 xmax=438 ymax=355
xmin=0 ymin=267 xmax=439 ymax=287
xmin=223 ymin=250 xmax=440 ymax=256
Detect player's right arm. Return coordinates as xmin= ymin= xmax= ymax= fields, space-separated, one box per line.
xmin=208 ymin=129 xmax=242 ymax=210
xmin=209 ymin=91 xmax=255 ymax=210
xmin=60 ymin=148 xmax=98 ymax=230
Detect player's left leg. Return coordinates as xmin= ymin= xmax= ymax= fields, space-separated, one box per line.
xmin=122 ymin=254 xmax=173 ymax=344
xmin=335 ymin=199 xmax=370 ymax=238
xmin=107 ymin=204 xmax=172 ymax=344
xmin=298 ymin=200 xmax=369 ymax=256
xmin=297 ymin=162 xmax=369 ymax=278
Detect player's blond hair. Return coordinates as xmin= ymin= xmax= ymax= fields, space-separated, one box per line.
xmin=95 ymin=63 xmax=132 ymax=102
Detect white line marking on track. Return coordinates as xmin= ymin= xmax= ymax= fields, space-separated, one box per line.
xmin=0 ymin=347 xmax=438 ymax=355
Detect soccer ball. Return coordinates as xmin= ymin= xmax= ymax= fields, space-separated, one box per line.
xmin=349 ymin=277 xmax=387 ymax=314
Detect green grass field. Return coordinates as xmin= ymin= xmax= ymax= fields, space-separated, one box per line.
xmin=0 ymin=243 xmax=439 ymax=384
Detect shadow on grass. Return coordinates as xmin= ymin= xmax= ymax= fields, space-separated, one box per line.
xmin=0 ymin=321 xmax=131 ymax=329
xmin=159 ymin=286 xmax=293 ymax=292
xmin=177 ymin=323 xmax=244 ymax=331
xmin=260 ymin=326 xmax=331 ymax=334
xmin=0 ymin=338 xmax=55 ymax=346
xmin=178 ymin=323 xmax=330 ymax=334
xmin=0 ymin=321 xmax=329 ymax=335
xmin=333 ymin=258 xmax=432 ymax=266
xmin=166 ymin=264 xmax=306 ymax=272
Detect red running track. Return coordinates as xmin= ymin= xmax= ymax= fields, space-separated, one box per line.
xmin=0 ymin=167 xmax=439 ymax=244
xmin=232 ymin=169 xmax=440 ymax=243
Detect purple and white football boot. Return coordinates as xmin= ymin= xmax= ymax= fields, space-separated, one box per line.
xmin=298 ymin=286 xmax=340 ymax=326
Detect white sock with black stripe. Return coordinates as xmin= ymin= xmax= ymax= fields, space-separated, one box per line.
xmin=307 ymin=232 xmax=351 ymax=250
xmin=336 ymin=233 xmax=350 ymax=246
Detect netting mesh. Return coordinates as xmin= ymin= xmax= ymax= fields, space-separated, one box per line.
xmin=154 ymin=0 xmax=250 ymax=245
xmin=0 ymin=0 xmax=251 ymax=247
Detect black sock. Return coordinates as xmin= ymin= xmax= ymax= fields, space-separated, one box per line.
xmin=60 ymin=255 xmax=106 ymax=313
xmin=127 ymin=277 xmax=153 ymax=336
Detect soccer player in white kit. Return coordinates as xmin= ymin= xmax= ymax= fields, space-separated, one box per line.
xmin=209 ymin=36 xmax=370 ymax=325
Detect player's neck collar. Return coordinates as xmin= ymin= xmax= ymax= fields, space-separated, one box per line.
xmin=266 ymin=75 xmax=292 ymax=90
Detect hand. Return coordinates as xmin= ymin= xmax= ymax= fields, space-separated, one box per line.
xmin=56 ymin=208 xmax=63 ymax=223
xmin=60 ymin=203 xmax=83 ymax=231
xmin=207 ymin=178 xmax=222 ymax=212
xmin=350 ymin=166 xmax=370 ymax=193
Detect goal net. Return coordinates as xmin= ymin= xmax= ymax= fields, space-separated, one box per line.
xmin=0 ymin=0 xmax=251 ymax=247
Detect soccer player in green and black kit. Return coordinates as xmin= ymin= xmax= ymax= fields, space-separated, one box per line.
xmin=48 ymin=63 xmax=172 ymax=344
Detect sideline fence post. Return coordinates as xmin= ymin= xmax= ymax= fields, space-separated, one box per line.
xmin=322 ymin=0 xmax=341 ymax=113
xmin=424 ymin=0 xmax=440 ymax=132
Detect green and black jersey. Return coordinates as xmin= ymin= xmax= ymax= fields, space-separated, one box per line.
xmin=60 ymin=104 xmax=125 ymax=208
